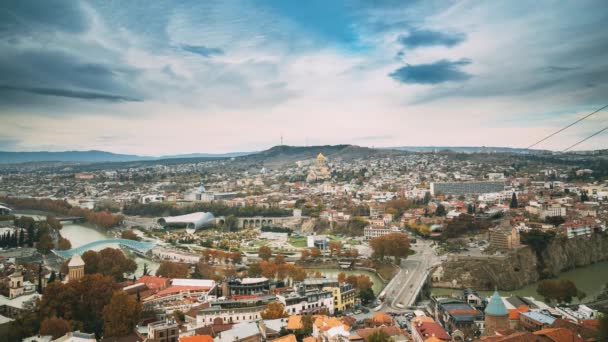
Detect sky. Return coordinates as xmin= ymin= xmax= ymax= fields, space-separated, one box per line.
xmin=0 ymin=0 xmax=607 ymax=155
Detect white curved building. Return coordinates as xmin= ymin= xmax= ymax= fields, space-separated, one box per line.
xmin=158 ymin=212 xmax=215 ymax=230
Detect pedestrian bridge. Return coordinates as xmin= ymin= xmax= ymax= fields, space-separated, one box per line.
xmin=52 ymin=239 xmax=157 ymax=258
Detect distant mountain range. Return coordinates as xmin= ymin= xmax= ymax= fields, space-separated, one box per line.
xmin=387 ymin=146 xmax=548 ymax=153
xmin=0 ymin=150 xmax=253 ymax=164
xmin=0 ymin=145 xmax=575 ymax=164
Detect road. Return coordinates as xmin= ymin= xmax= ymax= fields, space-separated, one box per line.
xmin=382 ymin=238 xmax=441 ymax=311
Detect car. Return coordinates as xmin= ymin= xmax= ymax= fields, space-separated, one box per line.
xmin=361 ymin=308 xmax=370 ymax=313
xmin=354 ymin=310 xmax=362 ymax=314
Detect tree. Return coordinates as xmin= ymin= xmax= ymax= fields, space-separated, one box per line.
xmin=435 ymin=204 xmax=446 ymax=216
xmin=423 ymin=191 xmax=432 ymax=204
xmin=40 ymin=317 xmax=71 ymax=339
xmin=581 ymin=192 xmax=589 ymax=202
xmin=521 ymin=229 xmax=556 ymax=256
xmin=57 ymin=236 xmax=71 ymax=250
xmin=328 ymin=241 xmax=342 ymax=257
xmin=39 ymin=274 xmax=119 ymax=337
xmin=365 ymin=329 xmax=391 ymax=342
xmin=48 ymin=271 xmax=57 ymax=284
xmin=81 ymin=248 xmax=137 ymax=280
xmin=300 ymin=249 xmax=311 ymax=261
xmin=510 ymin=192 xmax=518 ymax=209
xmin=370 ymin=232 xmax=411 ymax=264
xmin=310 ymin=247 xmax=322 ymax=258
xmin=103 ymin=290 xmax=142 ymax=337
xmin=537 ymin=279 xmax=581 ymax=303
xmin=248 ymin=262 xmax=263 ymax=277
xmin=260 ymin=302 xmax=288 ymax=319
xmin=37 ymin=234 xmax=54 ymax=254
xmin=156 ymin=261 xmax=190 ymax=278
xmin=142 ymin=263 xmax=150 ymax=276
xmin=120 ymin=230 xmax=139 ymax=241
xmin=359 ymin=288 xmax=376 ymax=305
xmin=258 ymin=246 xmax=272 ymax=261
xmin=274 ymin=254 xmax=285 ymax=264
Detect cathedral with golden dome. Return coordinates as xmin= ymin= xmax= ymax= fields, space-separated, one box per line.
xmin=307 ymin=153 xmax=330 ymax=182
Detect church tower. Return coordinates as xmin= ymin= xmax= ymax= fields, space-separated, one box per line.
xmin=484 ymin=291 xmax=509 ymax=336
xmin=68 ymin=254 xmax=85 ymax=281
xmin=9 ymin=270 xmax=24 ymax=299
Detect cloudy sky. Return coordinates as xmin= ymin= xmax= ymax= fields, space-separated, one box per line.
xmin=1 ymin=0 xmax=607 ymax=155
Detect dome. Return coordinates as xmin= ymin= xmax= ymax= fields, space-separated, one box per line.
xmin=485 ymin=291 xmax=509 ymax=316
xmin=68 ymin=254 xmax=85 ymax=267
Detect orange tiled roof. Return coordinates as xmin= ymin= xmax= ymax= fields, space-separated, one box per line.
xmin=270 ymin=334 xmax=297 ymax=342
xmin=372 ymin=311 xmax=393 ymax=324
xmin=534 ymin=328 xmax=583 ymax=342
xmin=179 ymin=335 xmax=213 ymax=342
xmin=302 ymin=337 xmax=317 ymax=342
xmin=287 ymin=315 xmax=303 ymax=330
xmin=508 ymin=305 xmax=529 ymax=320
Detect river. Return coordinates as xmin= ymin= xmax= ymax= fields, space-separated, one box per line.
xmin=432 ymin=260 xmax=608 ymax=304
xmin=59 ymin=223 xmax=160 ymax=277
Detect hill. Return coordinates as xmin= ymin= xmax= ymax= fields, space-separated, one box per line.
xmin=235 ymin=144 xmax=408 ymax=167
xmin=0 ymin=150 xmax=150 ymax=164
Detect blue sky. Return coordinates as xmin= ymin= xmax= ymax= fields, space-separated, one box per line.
xmin=0 ymin=0 xmax=607 ymax=154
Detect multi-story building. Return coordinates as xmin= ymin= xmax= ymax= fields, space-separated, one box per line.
xmin=225 ymin=277 xmax=270 ymax=296
xmin=364 ymin=226 xmax=399 ymax=240
xmin=488 ymin=221 xmax=521 ymax=251
xmin=277 ymin=287 xmax=334 ymax=315
xmin=410 ymin=317 xmax=450 ymax=342
xmin=301 ymin=278 xmax=356 ymax=312
xmin=323 ymin=283 xmax=356 ymax=313
xmin=430 ymin=181 xmax=505 ymax=196
xmin=148 ymin=320 xmax=179 ymax=342
xmin=194 ymin=295 xmax=276 ymax=327
xmin=519 ymin=311 xmax=556 ymax=331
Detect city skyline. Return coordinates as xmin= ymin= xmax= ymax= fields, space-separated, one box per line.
xmin=1 ymin=1 xmax=607 ymax=154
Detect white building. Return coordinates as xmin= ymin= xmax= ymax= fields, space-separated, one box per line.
xmin=277 ymin=288 xmax=334 ymax=315
xmin=364 ymin=226 xmax=400 ymax=240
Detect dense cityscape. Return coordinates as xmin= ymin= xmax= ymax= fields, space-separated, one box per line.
xmin=0 ymin=146 xmax=607 ymax=341
xmin=2 ymin=1 xmax=608 ymax=341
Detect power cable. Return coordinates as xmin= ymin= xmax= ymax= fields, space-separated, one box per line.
xmin=526 ymin=104 xmax=608 ymax=149
xmin=562 ymin=124 xmax=608 ymax=152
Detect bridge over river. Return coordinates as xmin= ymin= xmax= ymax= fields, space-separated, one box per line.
xmin=52 ymin=238 xmax=157 ymax=258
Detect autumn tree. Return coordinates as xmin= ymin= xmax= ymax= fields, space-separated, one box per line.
xmin=121 ymin=230 xmax=139 ymax=241
xmin=260 ymin=302 xmax=288 ymax=319
xmin=81 ymin=248 xmax=137 ymax=280
xmin=310 ymin=247 xmax=322 ymax=258
xmin=258 ymin=246 xmax=272 ymax=261
xmin=328 ymin=241 xmax=342 ymax=257
xmin=39 ymin=274 xmax=119 ymax=336
xmin=37 ymin=234 xmax=54 ymax=254
xmin=156 ymin=261 xmax=190 ymax=278
xmin=57 ymin=236 xmax=71 ymax=250
xmin=274 ymin=253 xmax=286 ymax=264
xmin=39 ymin=317 xmax=71 ymax=339
xmin=537 ymin=279 xmax=584 ymax=303
xmin=248 ymin=262 xmax=263 ymax=277
xmin=300 ymin=249 xmax=311 ymax=260
xmin=370 ymin=232 xmax=411 ymax=263
xmin=103 ymin=290 xmax=142 ymax=337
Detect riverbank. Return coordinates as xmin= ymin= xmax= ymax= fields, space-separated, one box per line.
xmin=58 ymin=221 xmax=160 ymax=276
xmin=432 ymin=259 xmax=608 ymax=304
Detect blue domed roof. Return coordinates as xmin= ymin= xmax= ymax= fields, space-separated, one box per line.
xmin=485 ymin=291 xmax=508 ymax=316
